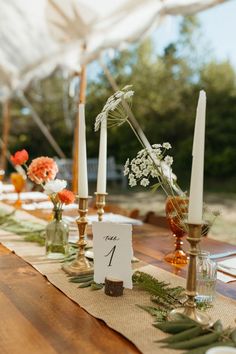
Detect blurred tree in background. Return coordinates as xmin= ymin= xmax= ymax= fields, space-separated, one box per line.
xmin=1 ymin=16 xmax=236 ymax=191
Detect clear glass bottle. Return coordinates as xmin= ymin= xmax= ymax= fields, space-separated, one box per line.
xmin=196 ymin=251 xmax=217 ymax=303
xmin=45 ymin=208 xmax=69 ymax=260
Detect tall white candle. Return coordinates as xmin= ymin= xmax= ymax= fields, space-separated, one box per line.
xmin=97 ymin=117 xmax=107 ymax=194
xmin=78 ymin=104 xmax=88 ymax=198
xmin=188 ymin=90 xmax=206 ymax=224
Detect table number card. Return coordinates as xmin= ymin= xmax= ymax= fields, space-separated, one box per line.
xmin=92 ymin=222 xmax=133 ymax=289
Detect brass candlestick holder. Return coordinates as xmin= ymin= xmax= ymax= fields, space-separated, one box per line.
xmin=169 ymin=223 xmax=211 ymax=326
xmin=95 ymin=192 xmax=108 ymax=221
xmin=62 ymin=197 xmax=93 ymax=276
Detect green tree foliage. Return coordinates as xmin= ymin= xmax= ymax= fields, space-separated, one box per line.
xmin=1 ymin=16 xmax=236 ymax=190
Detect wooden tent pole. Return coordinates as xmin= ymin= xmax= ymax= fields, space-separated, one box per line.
xmin=72 ymin=54 xmax=87 ymax=194
xmin=0 ymin=100 xmax=11 ymax=171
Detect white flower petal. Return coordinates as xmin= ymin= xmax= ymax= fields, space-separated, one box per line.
xmin=44 ymin=179 xmax=67 ymax=195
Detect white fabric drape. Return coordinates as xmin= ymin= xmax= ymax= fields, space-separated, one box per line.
xmin=0 ymin=0 xmax=228 ymax=100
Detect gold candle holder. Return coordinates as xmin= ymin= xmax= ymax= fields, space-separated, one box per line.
xmin=95 ymin=192 xmax=108 ymax=221
xmin=62 ymin=197 xmax=93 ymax=276
xmin=169 ymin=223 xmax=211 ymax=326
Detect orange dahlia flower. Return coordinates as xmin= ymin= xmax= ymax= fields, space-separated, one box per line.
xmin=27 ymin=157 xmax=58 ymax=184
xmin=58 ymin=189 xmax=75 ymax=205
xmin=11 ymin=149 xmax=29 ymax=165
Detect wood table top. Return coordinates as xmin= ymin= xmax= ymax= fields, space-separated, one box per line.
xmin=0 ymin=206 xmax=236 ymax=354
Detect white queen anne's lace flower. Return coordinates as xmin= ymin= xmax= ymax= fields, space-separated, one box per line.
xmin=129 ymin=176 xmax=137 ymax=187
xmin=94 ymin=86 xmax=134 ymax=131
xmin=140 ymin=178 xmax=150 ymax=187
xmin=44 ymin=179 xmax=67 ymax=195
xmin=131 ymin=165 xmax=140 ymax=173
xmin=151 ymin=169 xmax=159 ymax=178
xmin=164 ymin=155 xmax=173 ymax=166
xmin=163 ymin=142 xmax=171 ymax=150
xmin=124 ymin=167 xmax=129 ymax=176
xmin=124 ymin=159 xmax=130 ymax=169
xmin=140 ymin=162 xmax=146 ymax=170
xmin=142 ymin=168 xmax=150 ymax=177
xmin=124 ymin=142 xmax=175 ymax=190
xmin=135 ymin=170 xmax=142 ymax=178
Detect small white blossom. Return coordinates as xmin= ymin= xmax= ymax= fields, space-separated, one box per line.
xmin=129 ymin=178 xmax=137 ymax=187
xmin=114 ymin=91 xmax=123 ymax=98
xmin=135 ymin=158 xmax=141 ymax=164
xmin=107 ymin=96 xmax=114 ymax=104
xmin=163 ymin=142 xmax=171 ymax=150
xmin=140 ymin=178 xmax=150 ymax=187
xmin=150 ymin=169 xmax=159 ymax=178
xmin=164 ymin=155 xmax=173 ymax=166
xmin=152 ymin=144 xmax=161 ymax=148
xmin=94 ymin=86 xmax=134 ymax=131
xmin=122 ymin=85 xmax=133 ymax=91
xmin=94 ymin=112 xmax=107 ymax=131
xmin=153 ymin=148 xmax=161 ymax=156
xmin=136 ymin=170 xmax=142 ymax=178
xmin=128 ymin=173 xmax=134 ymax=179
xmin=44 ymin=179 xmax=67 ymax=195
xmin=124 ymin=159 xmax=130 ymax=169
xmin=137 ymin=149 xmax=147 ymax=157
xmin=143 ymin=168 xmax=150 ymax=177
xmin=124 ymin=167 xmax=129 ymax=176
xmin=131 ymin=165 xmax=140 ymax=173
xmin=124 ymin=91 xmax=134 ymax=99
xmin=140 ymin=162 xmax=146 ymax=170
xmin=109 ymin=98 xmax=121 ymax=111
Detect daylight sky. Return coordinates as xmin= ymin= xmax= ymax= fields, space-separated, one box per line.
xmin=88 ymin=0 xmax=236 ymax=77
xmin=154 ymin=0 xmax=236 ymax=67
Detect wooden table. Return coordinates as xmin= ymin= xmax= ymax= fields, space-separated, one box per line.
xmin=0 ymin=209 xmax=236 ymax=354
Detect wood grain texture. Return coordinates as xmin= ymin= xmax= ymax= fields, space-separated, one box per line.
xmin=0 ymin=248 xmax=140 ymax=354
xmin=0 ymin=206 xmax=236 ymax=353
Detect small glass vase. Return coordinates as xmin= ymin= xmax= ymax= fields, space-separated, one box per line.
xmin=45 ymin=208 xmax=69 ymax=260
xmin=196 ymin=251 xmax=217 ymax=303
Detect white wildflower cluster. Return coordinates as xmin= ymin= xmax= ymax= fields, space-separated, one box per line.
xmin=124 ymin=143 xmax=173 ymax=188
xmin=94 ymin=85 xmax=134 ymax=131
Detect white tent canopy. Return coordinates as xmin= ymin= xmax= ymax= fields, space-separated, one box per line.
xmin=0 ymin=0 xmax=228 ymax=101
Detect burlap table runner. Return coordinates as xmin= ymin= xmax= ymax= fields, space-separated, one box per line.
xmin=1 ymin=204 xmax=236 ymax=354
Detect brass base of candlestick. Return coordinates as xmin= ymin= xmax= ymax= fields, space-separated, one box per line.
xmin=169 ymin=223 xmax=211 ymax=326
xmin=62 ymin=258 xmax=93 ymax=276
xmin=62 ymin=197 xmax=93 ymax=276
xmin=169 ymin=303 xmax=211 ymax=326
xmin=95 ymin=192 xmax=108 ymax=221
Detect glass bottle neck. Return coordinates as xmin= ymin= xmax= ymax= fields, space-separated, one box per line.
xmin=53 ymin=209 xmax=63 ymax=221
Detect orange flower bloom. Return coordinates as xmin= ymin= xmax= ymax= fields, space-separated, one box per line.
xmin=58 ymin=189 xmax=75 ymax=205
xmin=11 ymin=149 xmax=29 ymax=165
xmin=27 ymin=157 xmax=58 ymax=184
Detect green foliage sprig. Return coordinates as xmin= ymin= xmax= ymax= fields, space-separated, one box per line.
xmin=68 ymin=273 xmax=103 ymax=290
xmin=0 ymin=208 xmax=45 ymax=245
xmin=133 ymin=271 xmax=184 ymax=309
xmin=154 ymin=314 xmax=236 ymax=353
xmin=133 ymin=271 xmax=212 ymax=322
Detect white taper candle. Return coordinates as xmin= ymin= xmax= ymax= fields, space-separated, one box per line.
xmin=97 ymin=117 xmax=107 ymax=194
xmin=188 ymin=90 xmax=206 ymax=224
xmin=78 ymin=104 xmax=88 ymax=198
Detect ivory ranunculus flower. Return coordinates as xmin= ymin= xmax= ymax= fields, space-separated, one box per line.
xmin=44 ymin=179 xmax=67 ymax=195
